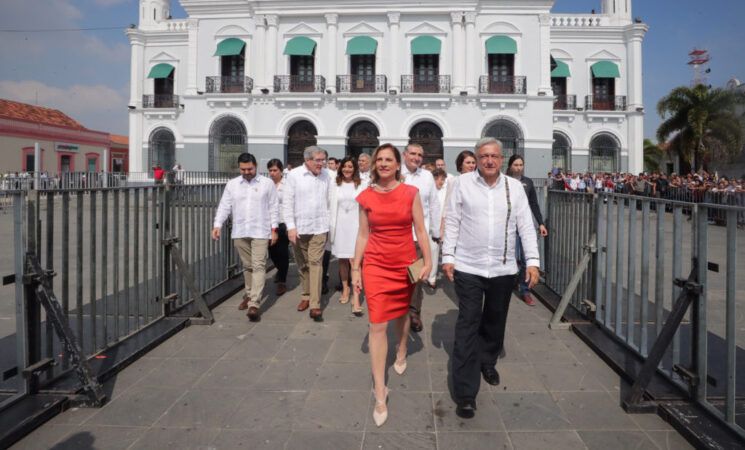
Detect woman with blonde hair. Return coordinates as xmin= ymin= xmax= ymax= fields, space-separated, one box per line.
xmin=351 ymin=144 xmax=432 ymax=427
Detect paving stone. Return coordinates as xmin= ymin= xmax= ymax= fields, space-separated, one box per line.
xmin=325 ymin=338 xmax=369 ymax=363
xmin=46 ymin=405 xmax=99 ymax=426
xmin=289 ymin=320 xmax=342 ymax=340
xmin=192 ymin=320 xmax=255 ymax=338
xmin=485 ymin=362 xmax=546 ymax=393
xmin=645 ymin=430 xmax=695 ymax=450
xmin=314 ymin=362 xmax=373 ymax=391
xmin=253 ymin=360 xmax=321 ymax=391
xmin=362 ymin=431 xmax=437 ymax=449
xmin=428 ymin=362 xmax=452 ymax=393
xmin=437 ymin=432 xmax=512 ymax=449
xmin=9 ymin=424 xmax=75 ymax=450
xmin=578 ymin=430 xmax=658 ymax=450
xmin=294 ymin=390 xmax=369 ymax=431
xmin=193 ymin=357 xmax=269 ymax=390
xmin=386 ymin=362 xmax=431 ymax=392
xmin=285 ymin=431 xmax=363 ymax=449
xmin=128 ymin=426 xmax=220 ymax=450
xmin=225 ymin=391 xmax=308 ymax=430
xmin=531 ymin=362 xmax=606 ymax=393
xmin=171 ymin=335 xmax=240 ymax=359
xmin=155 ymin=389 xmax=244 ymax=428
xmin=135 ymin=357 xmax=216 ymax=390
xmin=45 ymin=425 xmax=144 ymax=450
xmin=508 ymin=430 xmax=587 ymax=450
xmin=369 ymin=391 xmax=435 ymax=432
xmin=554 ymin=391 xmax=638 ymax=430
xmin=221 ymin=335 xmax=287 ymax=360
xmin=274 ymin=338 xmax=333 ymax=362
xmin=209 ymin=429 xmax=291 ymax=449
xmin=86 ymin=386 xmax=185 ymax=427
xmin=433 ymin=392 xmax=506 ymax=431
xmin=492 ymin=392 xmax=573 ymax=431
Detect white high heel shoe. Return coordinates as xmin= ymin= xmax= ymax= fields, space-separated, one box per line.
xmin=373 ymin=387 xmax=389 ymax=427
xmin=393 ymin=356 xmax=407 ymax=375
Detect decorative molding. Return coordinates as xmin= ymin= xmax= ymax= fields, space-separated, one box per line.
xmin=343 ymin=22 xmax=384 ymax=38
xmin=284 ymin=22 xmax=323 ymax=38
xmin=387 ymin=12 xmax=400 ymax=25
xmin=265 ymin=14 xmax=279 ymax=28
xmin=150 ymin=51 xmax=179 ymax=62
xmin=450 ymin=12 xmax=463 ymax=24
xmin=464 ymin=11 xmax=477 ymax=24
xmin=214 ymin=24 xmax=251 ymax=38
xmin=539 ymin=14 xmax=552 ymax=26
xmin=550 ymin=48 xmax=573 ymax=60
xmin=585 ymin=49 xmax=621 ymax=62
xmin=405 ymin=21 xmax=447 ymax=37
xmin=480 ymin=21 xmax=522 ymax=36
xmin=325 ymin=13 xmax=338 ymax=26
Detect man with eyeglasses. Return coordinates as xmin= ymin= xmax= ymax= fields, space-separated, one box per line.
xmin=284 ymin=146 xmax=331 ymax=321
xmin=442 ymin=137 xmax=539 ymax=419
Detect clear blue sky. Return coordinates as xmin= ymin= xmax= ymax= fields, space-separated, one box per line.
xmin=1 ymin=0 xmax=743 ymax=138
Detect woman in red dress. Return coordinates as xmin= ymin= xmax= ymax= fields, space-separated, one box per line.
xmin=351 ymin=144 xmax=432 ymax=427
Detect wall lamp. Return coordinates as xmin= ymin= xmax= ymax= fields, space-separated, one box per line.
xmin=260 ymin=88 xmax=270 ymax=94
xmin=388 ymin=89 xmax=397 ymax=95
xmin=459 ymin=91 xmax=468 ymax=96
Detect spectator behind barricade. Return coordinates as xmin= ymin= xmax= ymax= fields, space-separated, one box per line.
xmin=153 ymin=164 xmax=165 ymax=185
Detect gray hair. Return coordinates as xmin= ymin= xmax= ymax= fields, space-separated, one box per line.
xmin=474 ymin=137 xmax=503 ymax=152
xmin=304 ymin=145 xmax=326 ymax=161
xmin=357 ymin=153 xmax=371 ymax=161
xmin=404 ymin=143 xmax=424 ymax=154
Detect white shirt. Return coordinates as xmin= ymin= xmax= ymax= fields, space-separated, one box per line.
xmin=283 ymin=164 xmax=331 ymax=235
xmin=360 ymin=171 xmax=370 ymax=184
xmin=442 ymin=171 xmax=539 ymax=278
xmin=401 ymin=165 xmax=441 ymax=239
xmin=569 ymin=177 xmax=580 ymax=191
xmin=213 ymin=175 xmax=279 ymax=240
xmin=273 ymin=178 xmax=286 ymax=223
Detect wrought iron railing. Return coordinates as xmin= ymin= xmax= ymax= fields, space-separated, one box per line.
xmin=273 ymin=75 xmax=326 ymax=93
xmin=585 ymin=95 xmax=627 ymax=111
xmin=336 ymin=74 xmax=387 ymax=93
xmin=400 ymin=75 xmax=451 ymax=93
xmin=142 ymin=94 xmax=179 ymax=108
xmin=205 ymin=76 xmax=254 ymax=94
xmin=478 ymin=75 xmax=527 ymax=94
xmin=553 ymin=94 xmax=577 ymax=110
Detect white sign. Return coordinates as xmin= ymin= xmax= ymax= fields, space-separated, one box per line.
xmin=55 ymin=142 xmax=79 ymax=153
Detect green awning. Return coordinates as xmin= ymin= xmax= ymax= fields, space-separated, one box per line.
xmin=551 ymin=60 xmax=571 ymax=78
xmin=284 ymin=36 xmax=317 ymax=56
xmin=346 ymin=36 xmax=377 ymax=55
xmin=550 ymin=55 xmax=558 ymax=72
xmin=214 ymin=38 xmax=245 ymax=56
xmin=591 ymin=61 xmax=620 ymax=78
xmin=485 ymin=36 xmax=517 ymax=54
xmin=147 ymin=63 xmax=174 ymax=79
xmin=411 ymin=35 xmax=441 ymax=55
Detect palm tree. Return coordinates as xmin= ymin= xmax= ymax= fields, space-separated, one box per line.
xmin=643 ymin=138 xmax=664 ymax=173
xmin=657 ymin=84 xmax=745 ymax=171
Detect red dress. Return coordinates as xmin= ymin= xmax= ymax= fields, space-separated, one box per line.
xmin=356 ymin=183 xmax=419 ymax=323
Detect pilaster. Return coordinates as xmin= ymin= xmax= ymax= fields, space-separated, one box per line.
xmin=388 ymin=12 xmax=401 ymax=92
xmin=326 ymin=14 xmax=339 ymax=93
xmin=538 ymin=14 xmax=552 ymax=95
xmin=186 ymin=18 xmax=199 ymax=95
xmin=464 ymin=12 xmax=477 ymax=93
xmin=265 ymin=14 xmax=279 ymax=89
xmin=254 ymin=15 xmax=267 ymax=90
xmin=451 ymin=12 xmax=465 ymax=92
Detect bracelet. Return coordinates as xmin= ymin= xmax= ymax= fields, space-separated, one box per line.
xmin=351 ymin=268 xmax=361 ymax=272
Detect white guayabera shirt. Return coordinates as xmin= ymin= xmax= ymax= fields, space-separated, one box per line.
xmin=213 ymin=174 xmax=279 ymax=239
xmin=283 ymin=164 xmax=331 ymax=235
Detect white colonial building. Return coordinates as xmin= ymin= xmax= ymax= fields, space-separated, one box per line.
xmin=127 ymin=0 xmax=648 ymax=177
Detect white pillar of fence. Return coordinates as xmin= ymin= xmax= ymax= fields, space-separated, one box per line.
xmin=34 ymin=142 xmax=41 ymax=188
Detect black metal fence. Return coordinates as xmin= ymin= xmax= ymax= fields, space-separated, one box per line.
xmin=478 ymin=75 xmax=527 ymax=94
xmin=336 ymin=74 xmax=387 ymax=93
xmin=400 ymin=75 xmax=451 ymax=93
xmin=273 ymin=75 xmax=326 ymax=93
xmin=205 ymin=76 xmax=254 ymax=94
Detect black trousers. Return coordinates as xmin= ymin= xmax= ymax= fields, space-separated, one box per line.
xmin=452 ymin=270 xmax=516 ymax=402
xmin=268 ymin=223 xmax=289 ymax=283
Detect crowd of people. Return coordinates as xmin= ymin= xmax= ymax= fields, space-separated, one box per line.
xmin=211 ymin=139 xmax=541 ymax=426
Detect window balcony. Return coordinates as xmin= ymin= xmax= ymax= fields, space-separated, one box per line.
xmin=478 ymin=76 xmax=527 ymax=94
xmin=205 ymin=76 xmax=254 ymax=94
xmin=585 ymin=95 xmax=627 ymax=111
xmin=336 ymin=75 xmax=387 ymax=93
xmin=401 ymin=75 xmax=451 ymax=94
xmin=273 ymin=75 xmax=326 ymax=93
xmin=553 ymin=94 xmax=577 ymax=110
xmin=142 ymin=94 xmax=179 ymax=108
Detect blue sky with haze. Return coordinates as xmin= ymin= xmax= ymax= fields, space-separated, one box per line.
xmin=0 ymin=0 xmax=743 ymax=138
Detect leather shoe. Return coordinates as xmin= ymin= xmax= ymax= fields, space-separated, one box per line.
xmin=455 ymin=399 xmax=476 ymax=419
xmin=238 ymin=294 xmax=250 ymax=310
xmin=481 ymin=366 xmax=500 ymax=386
xmin=309 ymin=308 xmax=323 ymax=321
xmin=523 ymin=294 xmax=536 ymax=306
xmin=246 ymin=306 xmax=260 ymax=321
xmin=410 ymin=315 xmax=423 ymax=333
xmin=297 ymin=300 xmax=310 ymax=311
xmin=276 ymin=282 xmax=287 ymax=296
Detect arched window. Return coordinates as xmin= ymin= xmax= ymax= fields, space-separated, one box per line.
xmin=286 ymin=120 xmax=318 ymax=168
xmin=209 ymin=117 xmax=247 ymax=172
xmin=346 ymin=121 xmax=379 ymax=159
xmin=552 ymin=132 xmax=571 ymax=171
xmin=482 ymin=120 xmax=524 ymax=171
xmin=409 ymin=122 xmax=443 ymax=164
xmin=590 ymin=133 xmax=620 ymax=173
xmin=149 ymin=128 xmax=175 ymax=170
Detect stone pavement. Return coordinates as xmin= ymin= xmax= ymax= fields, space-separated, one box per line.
xmin=12 ymin=269 xmax=691 ymax=450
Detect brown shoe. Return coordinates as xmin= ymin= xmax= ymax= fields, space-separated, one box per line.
xmin=309 ymin=308 xmax=323 ymax=321
xmin=297 ymin=300 xmax=310 ymax=311
xmin=246 ymin=306 xmax=260 ymax=321
xmin=238 ymin=294 xmax=251 ymax=310
xmin=410 ymin=315 xmax=423 ymax=333
xmin=523 ymin=294 xmax=536 ymax=307
xmin=276 ymin=282 xmax=287 ymax=296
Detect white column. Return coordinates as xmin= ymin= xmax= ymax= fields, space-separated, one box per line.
xmin=464 ymin=12 xmax=477 ymax=93
xmin=451 ymin=12 xmax=465 ymax=92
xmin=538 ymin=14 xmax=552 ymax=95
xmin=186 ymin=18 xmax=199 ymax=95
xmin=326 ymin=14 xmax=338 ymax=93
xmin=626 ymin=27 xmax=645 ymax=108
xmin=128 ymin=34 xmax=144 ymax=106
xmin=254 ymin=16 xmax=267 ymax=90
xmin=128 ymin=111 xmax=143 ymax=172
xmin=265 ymin=15 xmax=279 ymax=90
xmin=388 ymin=12 xmax=400 ymax=92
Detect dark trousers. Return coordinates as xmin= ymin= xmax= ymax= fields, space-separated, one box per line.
xmin=268 ymin=223 xmax=289 ymax=283
xmin=452 ymin=270 xmax=515 ymax=402
xmin=322 ymin=249 xmax=331 ymax=289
